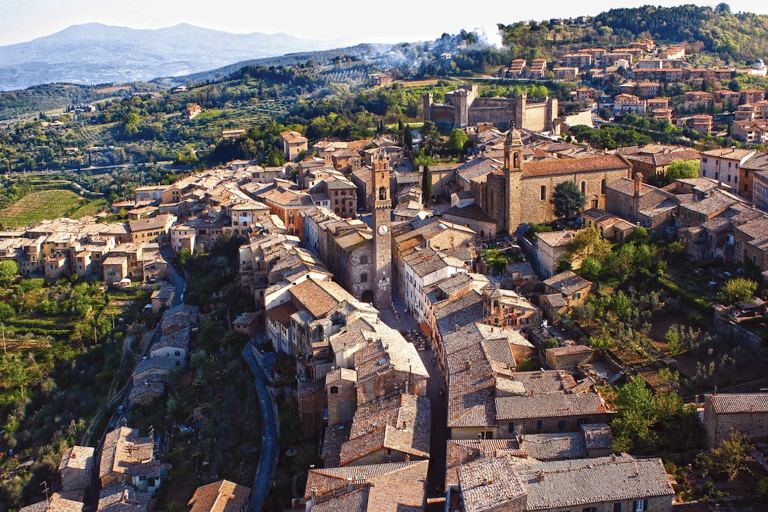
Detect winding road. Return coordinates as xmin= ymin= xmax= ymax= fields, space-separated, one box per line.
xmin=242 ymin=344 xmax=279 ymax=512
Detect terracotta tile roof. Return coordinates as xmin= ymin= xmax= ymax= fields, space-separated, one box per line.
xmin=152 ymin=325 xmax=191 ymax=352
xmin=536 ymin=229 xmax=578 ymax=248
xmin=523 ymin=432 xmax=586 ymax=460
xmin=128 ymin=380 xmax=165 ymax=402
xmin=446 ymin=339 xmax=496 ymax=428
xmin=495 ymin=392 xmax=609 ymax=420
xmin=497 ymin=370 xmax=577 ymax=395
xmin=522 ymin=155 xmax=629 ymax=178
xmin=98 ymin=485 xmax=151 ymax=512
xmin=702 ymin=147 xmax=755 ymax=160
xmin=258 ymin=187 xmax=313 ymax=208
xmin=355 ymin=333 xmax=429 ymax=383
xmin=188 ymin=480 xmax=250 ymax=512
xmin=707 ymin=393 xmax=768 ymax=414
xmin=328 ymin=318 xmax=376 ymax=354
xmin=547 ymin=345 xmax=593 ymax=357
xmin=59 ymin=446 xmax=94 ymax=472
xmin=128 ymin=214 xmax=173 ymax=233
xmin=21 ymin=494 xmax=84 ymax=512
xmin=289 ymin=278 xmax=349 ymax=319
xmin=266 ymin=301 xmax=299 ymax=328
xmin=518 ymin=455 xmax=673 ymax=510
xmin=445 ymin=439 xmax=526 ymax=487
xmin=312 ymin=488 xmax=368 ymax=512
xmin=623 ymin=149 xmax=701 ymax=167
xmin=339 ymin=394 xmax=431 ymax=466
xmin=581 ymin=423 xmax=614 ymax=451
xmin=543 ymin=271 xmax=592 ymax=297
xmin=306 ymin=460 xmax=428 ymax=512
xmin=458 ymin=457 xmax=527 ymax=512
xmin=435 ymin=291 xmax=484 ymax=339
xmin=99 ymin=427 xmax=169 ymax=480
xmin=442 ymin=203 xmax=497 ymax=223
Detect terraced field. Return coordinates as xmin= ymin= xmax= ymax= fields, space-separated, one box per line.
xmin=0 ymin=189 xmax=87 ymax=228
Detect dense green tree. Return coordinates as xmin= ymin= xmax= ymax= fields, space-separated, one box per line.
xmin=0 ymin=260 xmax=18 ymax=287
xmin=696 ymin=431 xmax=752 ymax=481
xmin=578 ymin=257 xmax=603 ymax=281
xmin=448 ymin=129 xmax=468 ymax=154
xmin=551 ymin=180 xmax=586 ymax=219
xmin=421 ymin=165 xmax=433 ymax=205
xmin=721 ymin=277 xmax=757 ymax=304
xmin=564 ymin=227 xmax=612 ymax=265
xmin=611 ymin=291 xmax=632 ymax=319
xmin=667 ymin=159 xmax=700 ymax=181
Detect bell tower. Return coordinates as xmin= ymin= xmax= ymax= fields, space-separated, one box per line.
xmin=372 ymin=157 xmax=392 ymax=310
xmin=504 ymin=126 xmax=524 ymax=234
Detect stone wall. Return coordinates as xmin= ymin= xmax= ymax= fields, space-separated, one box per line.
xmin=498 ymin=413 xmax=614 ymax=436
xmin=297 ymin=380 xmax=325 ymax=438
xmin=508 ymin=168 xmax=626 ymax=230
xmin=523 ymin=102 xmax=549 ymax=132
xmin=327 ymin=377 xmax=356 ymax=426
xmin=430 ymin=105 xmax=456 ymax=127
xmin=704 ymin=400 xmax=768 ymax=448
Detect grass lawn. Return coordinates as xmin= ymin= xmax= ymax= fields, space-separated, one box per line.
xmin=0 ymin=189 xmax=85 ymax=228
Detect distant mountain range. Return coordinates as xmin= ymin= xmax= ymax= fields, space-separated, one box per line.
xmin=0 ymin=23 xmax=362 ymax=91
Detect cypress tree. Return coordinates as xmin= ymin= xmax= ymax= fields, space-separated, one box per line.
xmin=422 ymin=165 xmax=433 ymax=205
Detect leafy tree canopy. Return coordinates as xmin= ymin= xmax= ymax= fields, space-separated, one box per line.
xmin=667 ymin=159 xmax=700 ymax=181
xmin=565 ymin=227 xmax=612 ymax=265
xmin=551 ymin=180 xmax=586 ymax=219
xmin=721 ymin=277 xmax=757 ymax=304
xmin=696 ymin=431 xmax=752 ymax=482
xmin=0 ymin=260 xmax=18 ymax=287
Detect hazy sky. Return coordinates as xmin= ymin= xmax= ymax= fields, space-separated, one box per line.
xmin=2 ymin=0 xmax=768 ymax=47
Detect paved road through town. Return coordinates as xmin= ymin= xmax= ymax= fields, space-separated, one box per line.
xmin=242 ymin=344 xmax=279 ymax=512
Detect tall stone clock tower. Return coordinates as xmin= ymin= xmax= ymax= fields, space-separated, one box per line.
xmin=371 ymin=158 xmax=392 ymax=310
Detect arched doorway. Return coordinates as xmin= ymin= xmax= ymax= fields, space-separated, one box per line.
xmin=361 ymin=290 xmax=374 ymax=303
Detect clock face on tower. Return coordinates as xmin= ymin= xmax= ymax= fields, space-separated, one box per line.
xmin=378 ymin=224 xmax=389 ymax=235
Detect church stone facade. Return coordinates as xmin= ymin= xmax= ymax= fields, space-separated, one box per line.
xmin=423 ymin=85 xmax=557 ymax=132
xmin=503 ymin=132 xmax=632 ymax=232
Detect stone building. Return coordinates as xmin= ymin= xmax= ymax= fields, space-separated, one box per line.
xmin=337 ymin=393 xmax=431 ymax=466
xmin=301 ymin=208 xmax=376 ymax=304
xmin=303 ymin=461 xmax=428 ymax=511
xmin=496 ymin=392 xmax=613 ymax=436
xmin=546 ymin=344 xmax=594 ymax=369
xmin=504 ymin=131 xmax=632 ymax=232
xmin=188 ymin=480 xmax=250 ymax=512
xmin=98 ymin=485 xmax=151 ymax=512
xmin=455 ymin=454 xmax=673 ymax=512
xmin=58 ymin=446 xmax=95 ymax=498
xmin=704 ymin=393 xmax=768 ymax=447
xmin=605 ymin=176 xmax=679 ymax=230
xmin=279 ymin=130 xmax=307 ymax=161
xmin=99 ymin=427 xmax=170 ymax=495
xmin=424 ymin=85 xmax=557 ymax=132
xmin=326 ymin=368 xmax=357 ymax=426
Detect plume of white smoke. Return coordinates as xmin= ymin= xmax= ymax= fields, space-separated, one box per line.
xmin=474 ymin=24 xmax=503 ymax=48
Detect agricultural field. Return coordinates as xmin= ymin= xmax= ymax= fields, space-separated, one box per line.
xmin=0 ymin=189 xmax=104 ymax=228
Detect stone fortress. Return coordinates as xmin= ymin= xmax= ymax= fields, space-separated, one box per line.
xmin=423 ymin=84 xmax=558 ymax=132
